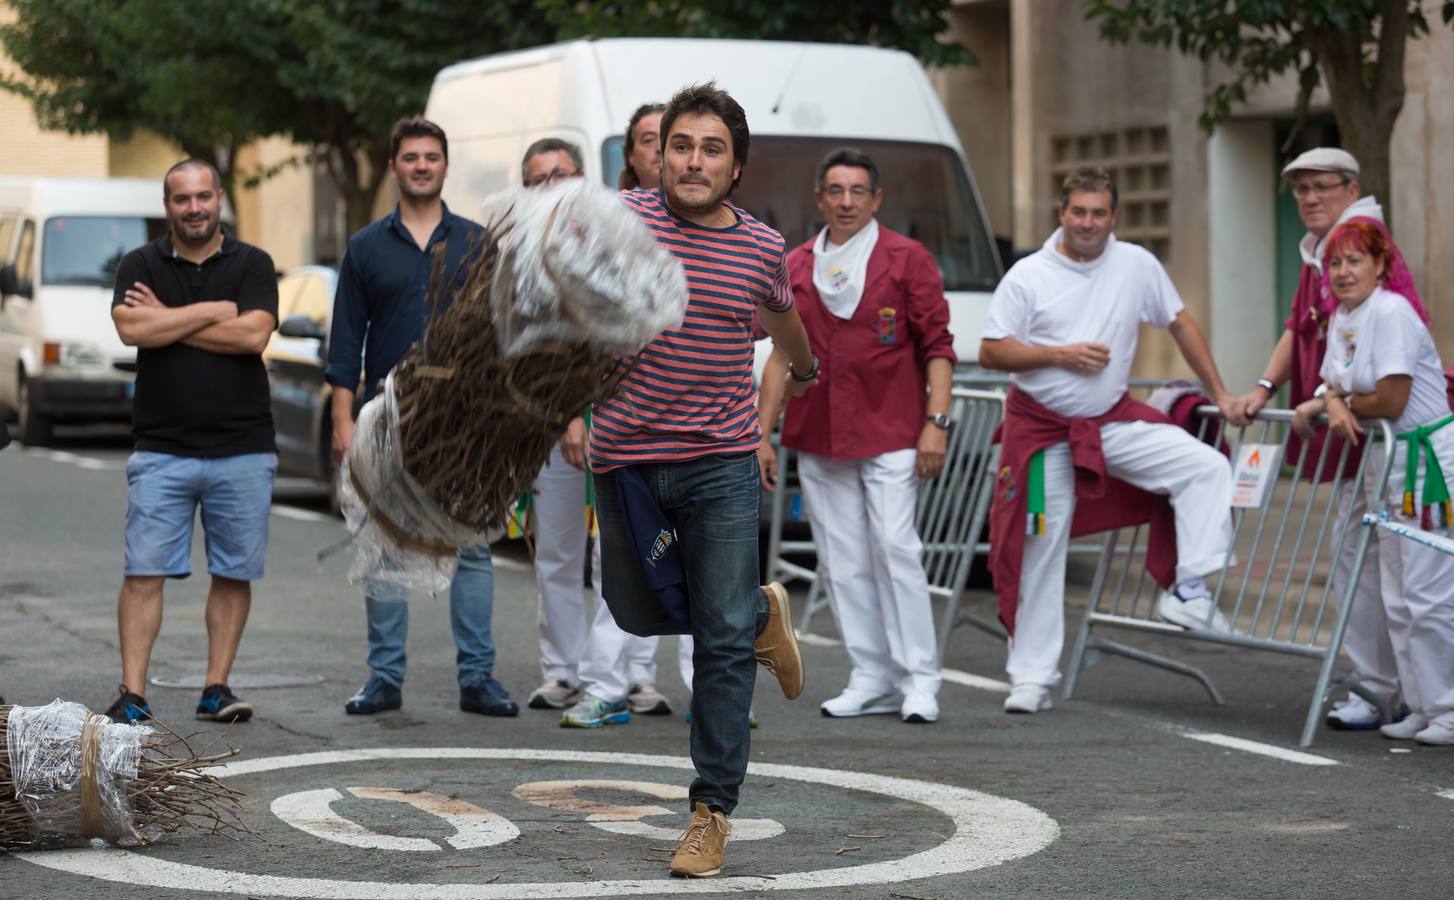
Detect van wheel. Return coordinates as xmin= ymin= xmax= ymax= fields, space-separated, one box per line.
xmin=16 ymin=373 xmax=53 ymax=447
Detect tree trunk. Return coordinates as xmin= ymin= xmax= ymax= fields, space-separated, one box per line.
xmin=1307 ymin=0 xmax=1410 ymax=222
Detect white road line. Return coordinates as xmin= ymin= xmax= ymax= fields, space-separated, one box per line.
xmin=1436 ymin=789 xmax=1454 ymax=801
xmin=272 ymin=505 xmax=331 ymax=523
xmin=74 ymin=458 xmax=119 ymax=471
xmin=19 ymin=747 xmax=1058 ymax=898
xmin=1174 ymin=728 xmax=1338 ymax=767
xmin=940 ymin=667 xmax=1013 ymax=694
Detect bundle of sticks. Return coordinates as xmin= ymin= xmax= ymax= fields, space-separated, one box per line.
xmin=388 ymin=234 xmax=635 ymax=533
xmin=0 ymin=701 xmax=246 ymax=850
xmin=341 ymin=180 xmax=686 ymax=582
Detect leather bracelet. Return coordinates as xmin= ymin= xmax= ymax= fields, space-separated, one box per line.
xmin=789 ymin=356 xmax=820 ymax=383
xmin=1255 ymin=378 xmax=1277 ymax=394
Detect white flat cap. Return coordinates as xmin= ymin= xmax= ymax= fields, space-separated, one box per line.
xmin=1281 ymin=147 xmax=1359 ymax=182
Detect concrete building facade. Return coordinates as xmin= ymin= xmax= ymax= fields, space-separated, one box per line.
xmin=936 ymin=0 xmax=1454 ymax=384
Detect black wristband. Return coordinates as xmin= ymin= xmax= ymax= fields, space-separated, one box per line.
xmin=789 ymin=356 xmax=820 ymax=383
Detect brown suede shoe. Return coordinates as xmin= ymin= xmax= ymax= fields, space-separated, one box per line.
xmin=669 ymin=802 xmax=731 ymax=877
xmin=755 ymin=582 xmax=804 ymax=700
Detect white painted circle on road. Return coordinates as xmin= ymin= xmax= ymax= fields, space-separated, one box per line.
xmin=18 ymin=747 xmax=1059 ymax=898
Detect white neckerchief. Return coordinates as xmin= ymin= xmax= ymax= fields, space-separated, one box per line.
xmin=812 ymin=219 xmax=879 ymax=320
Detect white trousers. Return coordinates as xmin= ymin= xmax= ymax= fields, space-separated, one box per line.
xmin=1331 ymin=477 xmax=1400 ymax=709
xmin=1008 ymin=421 xmax=1233 ymax=688
xmin=577 ymin=597 xmax=694 ymax=702
xmin=798 ymin=448 xmax=941 ymax=697
xmin=532 ymin=445 xmax=657 ymax=685
xmin=1373 ymin=444 xmax=1454 ymax=724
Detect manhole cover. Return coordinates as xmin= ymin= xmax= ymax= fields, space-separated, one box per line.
xmin=149 ymin=672 xmax=325 ymax=689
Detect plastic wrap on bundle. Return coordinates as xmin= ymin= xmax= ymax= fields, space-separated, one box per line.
xmin=482 ymin=178 xmax=688 ymax=357
xmin=5 ymin=700 xmax=147 ymax=845
xmin=339 ymin=375 xmax=491 ymax=594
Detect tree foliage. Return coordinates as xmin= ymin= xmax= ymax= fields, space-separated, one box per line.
xmin=541 ymin=0 xmax=976 ymax=67
xmin=0 ymin=0 xmax=553 ymax=234
xmin=1 ymin=0 xmax=970 ymax=237
xmin=1085 ymin=0 xmax=1454 ymax=212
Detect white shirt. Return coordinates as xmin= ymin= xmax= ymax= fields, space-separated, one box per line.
xmin=982 ymin=229 xmax=1184 ymax=418
xmin=1319 ymin=286 xmax=1448 ymax=435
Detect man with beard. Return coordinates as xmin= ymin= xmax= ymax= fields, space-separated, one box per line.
xmin=106 ymin=159 xmax=279 ymax=724
xmin=325 ymin=117 xmax=518 ymax=720
xmin=589 ymin=82 xmax=817 ymax=878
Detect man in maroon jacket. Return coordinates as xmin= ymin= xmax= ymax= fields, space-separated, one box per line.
xmin=759 ymin=147 xmax=954 ymax=725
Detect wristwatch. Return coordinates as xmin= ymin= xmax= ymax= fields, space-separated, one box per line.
xmin=926 ymin=413 xmax=953 ymax=430
xmin=788 ymin=356 xmax=820 ymax=383
xmin=1255 ymin=378 xmax=1277 ymax=395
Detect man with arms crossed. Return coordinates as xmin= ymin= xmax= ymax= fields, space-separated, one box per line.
xmin=980 ymin=166 xmax=1239 ymax=715
xmin=107 ymin=159 xmax=278 ymax=725
xmin=327 ymin=117 xmax=517 ymax=719
xmin=589 ymin=83 xmax=815 ymax=878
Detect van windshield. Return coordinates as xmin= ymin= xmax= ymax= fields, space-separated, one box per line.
xmin=43 ymin=216 xmax=167 ymax=288
xmin=601 ymin=136 xmax=1000 ymax=291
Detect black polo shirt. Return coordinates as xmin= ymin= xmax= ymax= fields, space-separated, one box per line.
xmin=111 ymin=235 xmax=278 ymax=457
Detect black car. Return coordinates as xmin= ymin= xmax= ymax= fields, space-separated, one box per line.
xmin=264 ymin=265 xmax=343 ymax=512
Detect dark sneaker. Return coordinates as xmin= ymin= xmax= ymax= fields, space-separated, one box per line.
xmin=460 ymin=676 xmax=519 ymax=717
xmin=196 ymin=683 xmax=253 ymax=722
xmin=105 ymin=685 xmax=152 ymax=725
xmin=344 ymin=676 xmax=402 ymax=715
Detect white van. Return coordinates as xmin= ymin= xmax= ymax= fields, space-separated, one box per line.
xmin=425 ymin=38 xmax=1001 ymax=366
xmin=0 ymin=177 xmax=167 ymax=445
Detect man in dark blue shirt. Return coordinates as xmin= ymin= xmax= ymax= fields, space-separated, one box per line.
xmin=325 ymin=117 xmax=517 ymax=719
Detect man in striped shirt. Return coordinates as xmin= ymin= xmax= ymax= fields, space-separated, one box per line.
xmin=589 ymin=82 xmax=818 ymax=879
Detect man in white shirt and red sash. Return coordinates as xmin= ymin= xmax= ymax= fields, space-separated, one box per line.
xmin=980 ymin=166 xmax=1242 ymax=715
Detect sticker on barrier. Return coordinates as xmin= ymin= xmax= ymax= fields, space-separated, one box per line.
xmin=16 ymin=748 xmax=1059 ymax=898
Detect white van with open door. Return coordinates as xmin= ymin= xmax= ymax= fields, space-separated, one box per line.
xmin=0 ymin=177 xmax=168 ymax=445
xmin=425 ymin=38 xmax=1001 ymax=367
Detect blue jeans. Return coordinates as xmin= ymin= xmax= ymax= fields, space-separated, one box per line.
xmin=363 ymin=543 xmax=495 ymax=688
xmin=124 ymin=451 xmax=277 ymax=580
xmin=594 ymin=453 xmax=767 ymax=815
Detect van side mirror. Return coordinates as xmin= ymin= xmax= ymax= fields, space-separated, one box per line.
xmin=278 ymin=314 xmax=325 ymax=340
xmin=0 ymin=264 xmax=31 ymax=299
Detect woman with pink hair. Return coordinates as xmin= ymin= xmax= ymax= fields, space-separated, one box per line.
xmin=1292 ymin=217 xmax=1454 ymax=746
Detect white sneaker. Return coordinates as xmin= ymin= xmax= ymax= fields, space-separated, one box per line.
xmin=627 ymin=681 xmax=673 ymax=716
xmin=900 ymin=692 xmax=939 ymax=724
xmin=1380 ymin=713 xmax=1431 ymax=740
xmin=1324 ymin=695 xmax=1383 ymax=731
xmin=527 ymin=679 xmax=581 ymax=710
xmin=1003 ymin=684 xmax=1052 ymax=714
xmin=1414 ymin=718 xmax=1454 ymax=746
xmin=820 ymin=688 xmax=900 ymax=718
xmin=1157 ymin=590 xmax=1232 ymax=634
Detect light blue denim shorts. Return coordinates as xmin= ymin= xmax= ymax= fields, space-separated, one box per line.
xmin=124 ymin=451 xmax=277 ymax=580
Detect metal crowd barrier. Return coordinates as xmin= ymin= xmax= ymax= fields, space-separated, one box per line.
xmin=1062 ymin=407 xmax=1397 ymax=748
xmin=762 ymin=387 xmax=1007 ymax=652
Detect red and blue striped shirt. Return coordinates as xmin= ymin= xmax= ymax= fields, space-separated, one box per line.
xmin=590 ymin=188 xmax=794 ymax=472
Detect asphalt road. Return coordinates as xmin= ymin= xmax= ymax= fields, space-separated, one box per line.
xmin=1 ymin=425 xmax=1451 ymax=899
